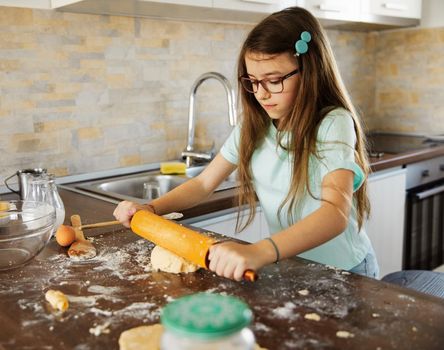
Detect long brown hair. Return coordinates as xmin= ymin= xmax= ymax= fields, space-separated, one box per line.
xmin=236 ymin=7 xmax=370 ymax=232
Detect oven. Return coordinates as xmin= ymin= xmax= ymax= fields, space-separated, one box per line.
xmin=404 ymin=156 xmax=444 ymax=270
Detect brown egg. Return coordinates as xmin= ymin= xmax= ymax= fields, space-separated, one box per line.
xmin=55 ymin=225 xmax=76 ymax=247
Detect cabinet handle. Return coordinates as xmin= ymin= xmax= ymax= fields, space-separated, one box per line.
xmin=440 ymin=164 xmax=444 ymax=171
xmin=319 ymin=3 xmax=341 ymax=12
xmin=382 ymin=2 xmax=408 ymax=11
xmin=421 ymin=170 xmax=430 ymax=178
xmin=415 ymin=184 xmax=444 ymax=200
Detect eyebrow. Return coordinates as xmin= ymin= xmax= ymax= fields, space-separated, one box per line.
xmin=247 ymin=71 xmax=284 ymax=78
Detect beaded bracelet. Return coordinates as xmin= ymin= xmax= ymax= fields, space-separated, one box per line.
xmin=265 ymin=237 xmax=280 ymax=264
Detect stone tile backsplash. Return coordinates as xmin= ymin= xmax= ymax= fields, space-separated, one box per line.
xmin=0 ymin=6 xmax=443 ymax=182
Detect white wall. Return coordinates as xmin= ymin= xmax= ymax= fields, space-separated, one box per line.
xmin=420 ymin=0 xmax=444 ymax=27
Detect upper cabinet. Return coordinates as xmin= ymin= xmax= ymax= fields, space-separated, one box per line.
xmin=0 ymin=0 xmax=422 ymax=30
xmin=361 ymin=0 xmax=421 ymax=19
xmin=302 ymin=0 xmax=361 ymax=22
xmin=300 ymin=0 xmax=421 ymax=30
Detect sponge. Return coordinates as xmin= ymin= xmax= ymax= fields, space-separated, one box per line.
xmin=160 ymin=162 xmax=186 ymax=175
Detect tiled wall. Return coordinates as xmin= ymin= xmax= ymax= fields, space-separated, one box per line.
xmin=371 ymin=27 xmax=444 ymax=133
xmin=0 ymin=6 xmax=442 ymax=183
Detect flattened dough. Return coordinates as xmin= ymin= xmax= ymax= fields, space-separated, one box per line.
xmin=119 ymin=324 xmax=163 ymax=350
xmin=150 ymin=245 xmax=199 ymax=273
xmin=118 ymin=324 xmax=268 ymax=350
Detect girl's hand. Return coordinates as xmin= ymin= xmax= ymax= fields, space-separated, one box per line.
xmin=208 ymin=241 xmax=268 ymax=281
xmin=113 ymin=201 xmax=153 ymax=228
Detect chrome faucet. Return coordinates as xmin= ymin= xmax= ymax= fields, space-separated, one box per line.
xmin=182 ymin=72 xmax=237 ymax=167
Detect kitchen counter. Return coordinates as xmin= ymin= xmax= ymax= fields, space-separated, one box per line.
xmin=369 ymin=143 xmax=444 ymax=172
xmin=1 ymin=190 xmax=444 ymax=349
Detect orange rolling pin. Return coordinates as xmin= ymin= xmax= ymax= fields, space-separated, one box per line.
xmin=130 ymin=210 xmax=258 ymax=282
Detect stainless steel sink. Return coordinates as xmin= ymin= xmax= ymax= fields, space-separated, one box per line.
xmin=75 ymin=165 xmax=237 ymax=203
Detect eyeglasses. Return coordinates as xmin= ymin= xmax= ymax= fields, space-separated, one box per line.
xmin=239 ymin=68 xmax=300 ymax=94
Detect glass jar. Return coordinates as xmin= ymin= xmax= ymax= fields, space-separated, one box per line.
xmin=24 ymin=174 xmax=65 ymax=234
xmin=160 ymin=293 xmax=255 ymax=350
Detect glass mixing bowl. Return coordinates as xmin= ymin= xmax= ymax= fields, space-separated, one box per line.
xmin=0 ymin=200 xmax=55 ymax=271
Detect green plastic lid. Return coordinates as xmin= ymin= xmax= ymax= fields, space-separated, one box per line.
xmin=161 ymin=293 xmax=253 ymax=340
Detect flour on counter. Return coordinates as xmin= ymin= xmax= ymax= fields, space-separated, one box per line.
xmin=273 ymin=302 xmax=298 ymax=319
xmin=89 ymin=321 xmax=111 ymax=336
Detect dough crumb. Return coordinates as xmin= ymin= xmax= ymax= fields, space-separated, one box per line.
xmin=304 ymin=313 xmax=321 ymax=321
xmin=45 ymin=289 xmax=69 ymax=312
xmin=298 ymin=289 xmax=309 ymax=296
xmin=336 ymin=330 xmax=355 ymax=338
xmin=341 ymin=271 xmax=351 ymax=275
xmin=372 ymin=313 xmax=380 ymax=318
xmin=412 ymin=326 xmax=418 ymax=332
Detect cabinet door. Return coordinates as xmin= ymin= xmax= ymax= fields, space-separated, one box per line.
xmin=0 ymin=0 xmax=52 ymax=8
xmin=361 ymin=0 xmax=422 ymax=19
xmin=302 ymin=0 xmax=361 ymax=20
xmin=139 ymin=0 xmax=212 ymax=7
xmin=365 ymin=168 xmax=407 ymax=278
xmin=213 ymin=0 xmax=289 ymax=13
xmin=192 ymin=207 xmax=264 ymax=243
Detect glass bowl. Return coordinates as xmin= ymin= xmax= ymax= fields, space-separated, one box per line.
xmin=0 ymin=200 xmax=55 ymax=271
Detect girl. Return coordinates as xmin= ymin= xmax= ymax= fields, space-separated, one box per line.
xmin=113 ymin=6 xmax=379 ymax=280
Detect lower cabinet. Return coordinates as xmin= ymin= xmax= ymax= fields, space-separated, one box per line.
xmin=192 ymin=206 xmax=270 ymax=243
xmin=365 ymin=167 xmax=407 ymax=278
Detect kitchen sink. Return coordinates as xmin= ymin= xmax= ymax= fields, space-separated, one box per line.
xmin=75 ymin=165 xmax=238 ymax=203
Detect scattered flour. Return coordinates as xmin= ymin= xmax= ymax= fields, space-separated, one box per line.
xmin=273 ymin=302 xmax=297 ymax=319
xmin=298 ymin=289 xmax=309 ymax=296
xmin=89 ymin=321 xmax=111 ymax=336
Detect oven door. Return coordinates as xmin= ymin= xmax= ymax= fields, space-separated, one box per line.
xmin=404 ymin=181 xmax=444 ymax=270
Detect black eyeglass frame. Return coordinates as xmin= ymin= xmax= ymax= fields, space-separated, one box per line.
xmin=239 ymin=68 xmax=300 ymax=94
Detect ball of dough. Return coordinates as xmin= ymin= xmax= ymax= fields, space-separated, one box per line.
xmin=56 ymin=225 xmax=76 ymax=247
xmin=150 ymin=246 xmax=199 ymax=273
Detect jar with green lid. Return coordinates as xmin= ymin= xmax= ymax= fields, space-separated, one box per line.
xmin=160 ymin=292 xmax=255 ymax=350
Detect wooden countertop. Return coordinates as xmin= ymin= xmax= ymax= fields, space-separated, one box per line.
xmin=1 ymin=189 xmax=444 ymax=349
xmin=369 ymin=144 xmax=444 ymax=172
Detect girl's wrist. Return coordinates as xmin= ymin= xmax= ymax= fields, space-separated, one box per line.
xmin=144 ymin=203 xmax=157 ymax=214
xmin=256 ymin=238 xmax=280 ymax=265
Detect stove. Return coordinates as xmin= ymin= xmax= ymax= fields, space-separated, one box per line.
xmin=366 ymin=132 xmax=444 ymax=157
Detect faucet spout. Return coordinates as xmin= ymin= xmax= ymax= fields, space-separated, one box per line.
xmin=183 ymin=72 xmax=237 ymax=167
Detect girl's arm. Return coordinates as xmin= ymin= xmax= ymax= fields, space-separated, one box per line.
xmin=269 ymin=168 xmax=354 ymax=259
xmin=150 ymin=154 xmax=237 ymax=215
xmin=209 ymin=169 xmax=355 ymax=280
xmin=113 ymin=154 xmax=236 ymax=227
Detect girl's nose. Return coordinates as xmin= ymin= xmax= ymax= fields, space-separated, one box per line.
xmin=256 ymin=82 xmax=271 ymax=100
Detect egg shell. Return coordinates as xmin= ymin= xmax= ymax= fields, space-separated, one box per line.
xmin=56 ymin=225 xmax=76 ymax=247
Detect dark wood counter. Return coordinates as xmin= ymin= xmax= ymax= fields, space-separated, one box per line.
xmin=369 ymin=144 xmax=444 ymax=172
xmin=1 ymin=189 xmax=444 ymax=349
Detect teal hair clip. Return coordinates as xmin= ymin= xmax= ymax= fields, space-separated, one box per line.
xmin=295 ymin=31 xmax=311 ymax=56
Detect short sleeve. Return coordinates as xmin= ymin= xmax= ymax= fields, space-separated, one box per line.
xmin=316 ymin=109 xmax=365 ymax=192
xmin=220 ymin=123 xmax=241 ymax=165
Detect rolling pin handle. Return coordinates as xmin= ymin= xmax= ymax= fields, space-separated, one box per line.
xmin=243 ymin=269 xmax=258 ymax=282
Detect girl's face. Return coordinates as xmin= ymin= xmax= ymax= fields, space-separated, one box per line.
xmin=244 ymin=52 xmax=300 ymax=126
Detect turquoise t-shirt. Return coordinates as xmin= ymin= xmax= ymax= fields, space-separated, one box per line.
xmin=220 ymin=108 xmax=372 ymax=270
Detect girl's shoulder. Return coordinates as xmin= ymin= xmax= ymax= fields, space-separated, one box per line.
xmin=321 ymin=107 xmax=353 ymax=126
xmin=317 ymin=107 xmax=355 ymax=142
